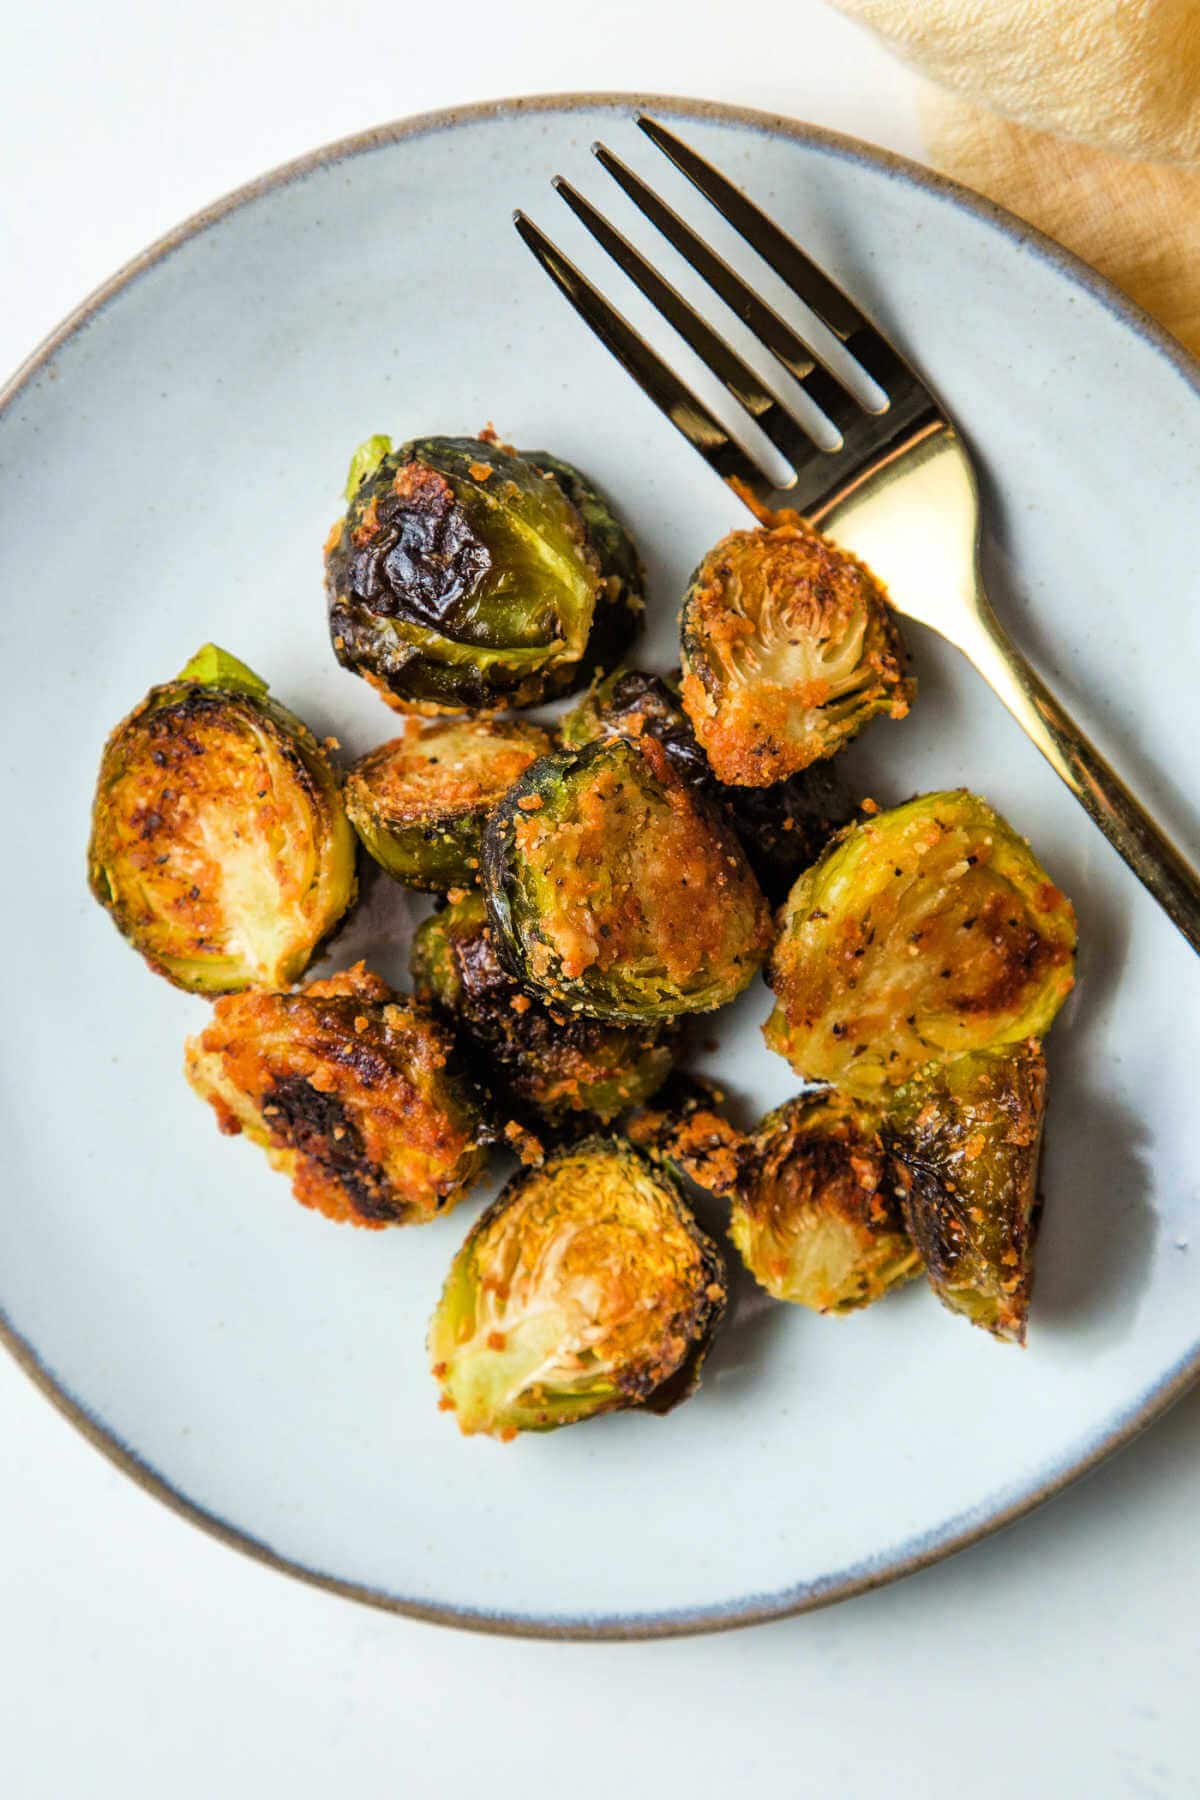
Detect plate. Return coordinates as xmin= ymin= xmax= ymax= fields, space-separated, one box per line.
xmin=2 ymin=94 xmax=1198 ymax=1640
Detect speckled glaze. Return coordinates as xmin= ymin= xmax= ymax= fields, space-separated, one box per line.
xmin=1 ymin=95 xmax=1198 ymax=1640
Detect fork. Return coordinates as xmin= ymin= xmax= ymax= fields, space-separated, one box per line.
xmin=515 ymin=114 xmax=1200 ymax=956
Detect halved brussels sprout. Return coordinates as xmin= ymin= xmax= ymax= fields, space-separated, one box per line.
xmin=729 ymin=1091 xmax=920 ymax=1313
xmin=886 ymin=1043 xmax=1047 ymax=1343
xmin=185 ymin=963 xmax=488 ymax=1227
xmin=483 ymin=736 xmax=773 ymax=1022
xmin=559 ymin=666 xmax=853 ymax=903
xmin=624 ymin=1074 xmax=747 ymax=1198
xmin=412 ymin=892 xmax=677 ymax=1128
xmin=325 ymin=435 xmax=641 ymax=713
xmin=429 ymin=1136 xmax=726 ymax=1436
xmin=345 ymin=716 xmax=551 ymax=891
xmin=88 ymin=644 xmax=357 ymax=994
xmin=764 ymin=790 xmax=1076 ymax=1096
xmin=680 ymin=518 xmax=913 ymax=784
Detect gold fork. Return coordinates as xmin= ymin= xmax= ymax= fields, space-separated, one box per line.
xmin=515 ymin=114 xmax=1200 ymax=954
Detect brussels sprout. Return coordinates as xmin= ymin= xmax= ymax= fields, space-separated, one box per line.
xmin=185 ymin=962 xmax=488 ymax=1228
xmin=729 ymin=1091 xmax=920 ymax=1313
xmin=559 ymin=666 xmax=853 ymax=903
xmin=885 ymin=1043 xmax=1046 ymax=1343
xmin=429 ymin=1136 xmax=726 ymax=1436
xmin=88 ymin=644 xmax=357 ymax=994
xmin=483 ymin=736 xmax=773 ymax=1022
xmin=345 ymin=716 xmax=551 ymax=891
xmin=680 ymin=518 xmax=913 ymax=785
xmin=325 ymin=435 xmax=641 ymax=713
xmin=412 ymin=892 xmax=676 ymax=1128
xmin=623 ymin=1074 xmax=747 ymax=1198
xmin=764 ymin=790 xmax=1076 ymax=1096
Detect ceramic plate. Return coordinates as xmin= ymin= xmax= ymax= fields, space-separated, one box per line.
xmin=2 ymin=95 xmax=1198 ymax=1639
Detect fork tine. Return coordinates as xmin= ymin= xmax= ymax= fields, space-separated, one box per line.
xmin=552 ymin=176 xmax=837 ymax=468
xmin=591 ymin=141 xmax=871 ymax=441
xmin=512 ymin=210 xmax=774 ymax=505
xmin=636 ymin=114 xmax=913 ymax=397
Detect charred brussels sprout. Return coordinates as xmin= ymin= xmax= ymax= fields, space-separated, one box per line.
xmin=559 ymin=666 xmax=853 ymax=903
xmin=325 ymin=435 xmax=641 ymax=713
xmin=185 ymin=963 xmax=488 ymax=1228
xmin=412 ymin=892 xmax=676 ymax=1127
xmin=483 ymin=736 xmax=773 ymax=1022
xmin=624 ymin=1074 xmax=747 ymax=1198
xmin=729 ymin=1092 xmax=920 ymax=1313
xmin=886 ymin=1044 xmax=1047 ymax=1343
xmin=680 ymin=518 xmax=912 ymax=785
xmin=345 ymin=717 xmax=550 ymax=891
xmin=429 ymin=1137 xmax=726 ymax=1436
xmin=88 ymin=644 xmax=357 ymax=994
xmin=764 ymin=790 xmax=1076 ymax=1096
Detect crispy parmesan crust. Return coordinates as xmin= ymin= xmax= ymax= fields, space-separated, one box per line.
xmin=624 ymin=1076 xmax=746 ymax=1198
xmin=351 ymin=719 xmax=550 ymax=824
xmin=680 ymin=517 xmax=913 ymax=786
xmin=184 ymin=962 xmax=487 ymax=1228
xmin=486 ymin=737 xmax=772 ymax=1021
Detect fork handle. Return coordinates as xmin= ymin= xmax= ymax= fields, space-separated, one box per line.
xmin=960 ymin=597 xmax=1200 ymax=954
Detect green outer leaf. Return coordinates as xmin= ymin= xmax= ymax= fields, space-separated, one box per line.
xmin=175 ymin=643 xmax=269 ymax=697
xmin=344 ymin=433 xmax=393 ymax=500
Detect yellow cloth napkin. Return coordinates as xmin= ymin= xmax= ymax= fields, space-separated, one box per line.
xmin=828 ymin=0 xmax=1200 ymax=355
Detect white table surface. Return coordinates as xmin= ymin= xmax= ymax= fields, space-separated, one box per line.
xmin=3 ymin=4 xmax=1197 ymax=1794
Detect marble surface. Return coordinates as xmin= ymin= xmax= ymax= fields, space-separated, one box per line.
xmin=2 ymin=2 xmax=1197 ymax=1793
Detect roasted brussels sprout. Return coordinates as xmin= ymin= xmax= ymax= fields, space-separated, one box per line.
xmin=185 ymin=963 xmax=488 ymax=1227
xmin=624 ymin=1074 xmax=746 ymax=1198
xmin=729 ymin=1092 xmax=920 ymax=1313
xmin=412 ymin=892 xmax=676 ymax=1128
xmin=429 ymin=1137 xmax=726 ymax=1436
xmin=345 ymin=716 xmax=551 ymax=891
xmin=559 ymin=666 xmax=853 ymax=902
xmin=680 ymin=518 xmax=912 ymax=785
xmin=88 ymin=644 xmax=357 ymax=994
xmin=483 ymin=736 xmax=773 ymax=1022
xmin=764 ymin=790 xmax=1076 ymax=1096
xmin=325 ymin=435 xmax=641 ymax=713
xmin=885 ymin=1043 xmax=1047 ymax=1343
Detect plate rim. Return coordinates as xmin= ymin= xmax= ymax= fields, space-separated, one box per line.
xmin=4 ymin=89 xmax=1199 ymax=1642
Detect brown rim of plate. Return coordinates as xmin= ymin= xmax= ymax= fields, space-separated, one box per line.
xmin=3 ymin=91 xmax=1199 ymax=1642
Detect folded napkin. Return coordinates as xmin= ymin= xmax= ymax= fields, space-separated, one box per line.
xmin=829 ymin=0 xmax=1200 ymax=354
